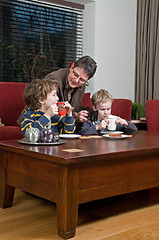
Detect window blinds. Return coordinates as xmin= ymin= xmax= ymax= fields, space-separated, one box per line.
xmin=0 ymin=0 xmax=83 ymax=82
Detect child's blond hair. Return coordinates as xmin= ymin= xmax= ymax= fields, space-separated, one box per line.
xmin=92 ymin=89 xmax=113 ymax=107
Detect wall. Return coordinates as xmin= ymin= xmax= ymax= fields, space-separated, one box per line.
xmin=83 ymin=1 xmax=95 ymax=94
xmin=83 ymin=0 xmax=137 ymax=101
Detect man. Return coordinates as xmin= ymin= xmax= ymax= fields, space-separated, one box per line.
xmin=44 ymin=55 xmax=97 ymax=122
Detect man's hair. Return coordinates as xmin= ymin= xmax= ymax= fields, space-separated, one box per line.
xmin=92 ymin=89 xmax=114 ymax=107
xmin=24 ymin=78 xmax=58 ymax=109
xmin=73 ymin=55 xmax=97 ymax=79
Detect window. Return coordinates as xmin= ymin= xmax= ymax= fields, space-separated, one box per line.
xmin=0 ymin=0 xmax=83 ymax=82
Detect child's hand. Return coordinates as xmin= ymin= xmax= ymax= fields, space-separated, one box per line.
xmin=45 ymin=104 xmax=58 ymax=119
xmin=64 ymin=101 xmax=74 ymax=117
xmin=116 ymin=117 xmax=128 ymax=126
xmin=96 ymin=119 xmax=108 ymax=130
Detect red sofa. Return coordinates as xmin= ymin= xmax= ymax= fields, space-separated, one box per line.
xmin=0 ymin=82 xmax=27 ymax=140
xmin=0 ymin=82 xmax=132 ymax=141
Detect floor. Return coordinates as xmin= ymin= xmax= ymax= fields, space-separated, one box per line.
xmin=0 ymin=188 xmax=159 ymax=239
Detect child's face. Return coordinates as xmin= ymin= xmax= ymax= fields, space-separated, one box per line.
xmin=94 ymin=100 xmax=112 ymax=121
xmin=42 ymin=88 xmax=59 ymax=109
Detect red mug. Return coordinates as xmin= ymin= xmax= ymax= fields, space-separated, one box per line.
xmin=56 ymin=102 xmax=66 ymax=116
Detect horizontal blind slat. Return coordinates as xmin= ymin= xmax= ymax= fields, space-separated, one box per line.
xmin=1 ymin=0 xmax=83 ymax=82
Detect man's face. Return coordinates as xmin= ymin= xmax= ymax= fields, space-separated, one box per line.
xmin=94 ymin=100 xmax=112 ymax=121
xmin=68 ymin=65 xmax=89 ymax=88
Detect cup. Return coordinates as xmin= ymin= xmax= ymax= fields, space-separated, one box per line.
xmin=57 ymin=102 xmax=66 ymax=116
xmin=108 ymin=115 xmax=117 ymax=130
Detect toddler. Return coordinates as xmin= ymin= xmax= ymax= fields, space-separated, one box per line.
xmin=79 ymin=89 xmax=137 ymax=135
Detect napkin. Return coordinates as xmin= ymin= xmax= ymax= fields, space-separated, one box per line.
xmin=62 ymin=148 xmax=84 ymax=153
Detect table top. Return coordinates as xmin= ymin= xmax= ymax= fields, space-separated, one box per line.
xmin=0 ymin=131 xmax=159 ymax=164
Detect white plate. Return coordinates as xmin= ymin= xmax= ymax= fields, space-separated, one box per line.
xmin=100 ymin=130 xmax=123 ymax=135
xmin=131 ymin=120 xmax=141 ymax=124
xmin=18 ymin=139 xmax=66 ymax=145
xmin=103 ymin=134 xmax=130 ymax=140
xmin=140 ymin=117 xmax=146 ymax=122
xmin=59 ymin=134 xmax=81 ymax=139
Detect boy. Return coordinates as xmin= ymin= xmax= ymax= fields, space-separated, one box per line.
xmin=78 ymin=89 xmax=137 ymax=135
xmin=21 ymin=79 xmax=76 ymax=136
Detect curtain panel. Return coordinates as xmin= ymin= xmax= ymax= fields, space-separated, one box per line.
xmin=135 ymin=0 xmax=159 ymax=107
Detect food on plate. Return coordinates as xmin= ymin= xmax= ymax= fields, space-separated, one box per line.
xmin=109 ymin=133 xmax=122 ymax=137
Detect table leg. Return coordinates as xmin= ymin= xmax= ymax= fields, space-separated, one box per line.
xmin=0 ymin=150 xmax=15 ymax=208
xmin=56 ymin=164 xmax=79 ymax=239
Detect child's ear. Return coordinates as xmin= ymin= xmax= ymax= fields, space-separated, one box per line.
xmin=92 ymin=105 xmax=96 ymax=111
xmin=39 ymin=99 xmax=45 ymax=105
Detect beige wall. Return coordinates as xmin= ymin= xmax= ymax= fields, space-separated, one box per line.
xmin=83 ymin=0 xmax=137 ymax=101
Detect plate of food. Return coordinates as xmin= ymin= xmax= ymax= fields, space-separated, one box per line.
xmin=100 ymin=130 xmax=123 ymax=135
xmin=59 ymin=134 xmax=81 ymax=139
xmin=18 ymin=139 xmax=66 ymax=145
xmin=103 ymin=133 xmax=132 ymax=140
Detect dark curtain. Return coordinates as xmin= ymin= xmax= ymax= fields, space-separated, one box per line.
xmin=135 ymin=0 xmax=159 ymax=107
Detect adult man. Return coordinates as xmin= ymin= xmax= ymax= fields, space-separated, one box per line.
xmin=44 ymin=55 xmax=97 ymax=122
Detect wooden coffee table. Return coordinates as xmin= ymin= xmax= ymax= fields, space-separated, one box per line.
xmin=1 ymin=131 xmax=159 ymax=239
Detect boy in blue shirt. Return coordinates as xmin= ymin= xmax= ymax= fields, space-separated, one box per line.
xmin=79 ymin=89 xmax=137 ymax=135
xmin=21 ymin=79 xmax=75 ymax=136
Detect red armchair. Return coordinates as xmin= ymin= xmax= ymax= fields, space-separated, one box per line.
xmin=82 ymin=92 xmax=93 ymax=108
xmin=111 ymin=98 xmax=132 ymax=121
xmin=0 ymin=82 xmax=27 ymax=140
xmin=146 ymin=99 xmax=159 ymax=132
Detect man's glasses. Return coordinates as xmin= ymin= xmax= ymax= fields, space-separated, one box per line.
xmin=72 ymin=69 xmax=88 ymax=83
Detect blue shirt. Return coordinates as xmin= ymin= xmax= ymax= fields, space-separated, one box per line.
xmin=21 ymin=106 xmax=76 ymax=136
xmin=78 ymin=120 xmax=137 ymax=136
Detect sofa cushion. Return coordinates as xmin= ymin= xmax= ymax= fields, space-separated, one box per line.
xmin=0 ymin=126 xmax=23 ymax=141
xmin=146 ymin=100 xmax=159 ymax=132
xmin=82 ymin=93 xmax=93 ymax=108
xmin=111 ymin=99 xmax=132 ymax=121
xmin=0 ymin=82 xmax=27 ymax=126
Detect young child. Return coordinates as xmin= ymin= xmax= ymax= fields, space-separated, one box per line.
xmin=21 ymin=79 xmax=76 ymax=136
xmin=78 ymin=89 xmax=137 ymax=135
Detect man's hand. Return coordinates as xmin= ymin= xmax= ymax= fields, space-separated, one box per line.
xmin=74 ymin=110 xmax=89 ymax=122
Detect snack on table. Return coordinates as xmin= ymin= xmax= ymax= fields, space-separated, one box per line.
xmin=108 ymin=134 xmax=133 ymax=138
xmin=109 ymin=133 xmax=122 ymax=137
xmin=79 ymin=135 xmax=102 ymax=139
